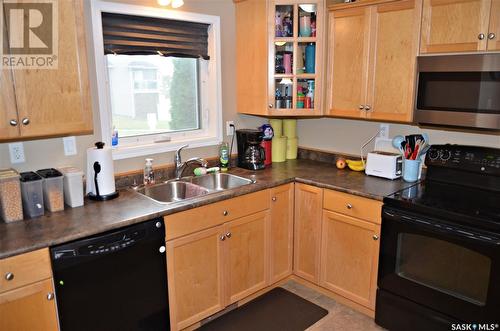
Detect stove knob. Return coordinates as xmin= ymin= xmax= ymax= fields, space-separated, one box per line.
xmin=440 ymin=150 xmax=451 ymax=161
xmin=428 ymin=149 xmax=439 ymax=160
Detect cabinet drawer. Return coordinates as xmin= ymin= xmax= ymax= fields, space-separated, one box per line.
xmin=0 ymin=249 xmax=52 ymax=294
xmin=323 ymin=189 xmax=382 ymax=224
xmin=165 ymin=189 xmax=270 ymax=241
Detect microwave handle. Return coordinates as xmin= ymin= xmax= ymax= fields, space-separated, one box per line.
xmin=383 ymin=209 xmax=500 ymax=246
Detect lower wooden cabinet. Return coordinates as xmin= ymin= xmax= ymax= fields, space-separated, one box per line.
xmin=226 ymin=211 xmax=269 ymax=304
xmin=166 ymin=226 xmax=225 ymax=330
xmin=269 ymin=183 xmax=294 ymax=284
xmin=294 ymin=183 xmax=323 ymax=283
xmin=320 ymin=210 xmax=381 ymax=310
xmin=0 ymin=278 xmax=58 ymax=331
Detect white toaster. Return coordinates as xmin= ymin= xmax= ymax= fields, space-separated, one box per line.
xmin=365 ymin=151 xmax=403 ymax=180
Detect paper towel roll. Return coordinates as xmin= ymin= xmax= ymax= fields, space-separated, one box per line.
xmin=272 ymin=136 xmax=287 ymax=163
xmin=86 ymin=144 xmax=117 ymax=196
xmin=286 ymin=137 xmax=298 ymax=159
xmin=283 ymin=119 xmax=297 ymax=138
xmin=269 ymin=119 xmax=283 ymax=137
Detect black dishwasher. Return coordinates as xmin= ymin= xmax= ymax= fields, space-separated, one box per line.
xmin=51 ymin=218 xmax=169 ymax=331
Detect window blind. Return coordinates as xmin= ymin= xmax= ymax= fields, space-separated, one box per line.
xmin=101 ymin=12 xmax=210 ymax=60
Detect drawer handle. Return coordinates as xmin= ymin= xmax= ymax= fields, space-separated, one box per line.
xmin=373 ymin=235 xmax=379 ymax=241
xmin=272 ymin=197 xmax=277 ymax=202
xmin=346 ymin=203 xmax=353 ymax=210
xmin=223 ymin=210 xmax=228 ymax=216
xmin=47 ymin=292 xmax=54 ymax=301
xmin=220 ymin=235 xmax=226 ymax=241
xmin=5 ymin=272 xmax=14 ymax=281
xmin=225 ymin=232 xmax=232 ymax=239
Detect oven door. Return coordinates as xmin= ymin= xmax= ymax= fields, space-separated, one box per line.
xmin=414 ymin=54 xmax=500 ymax=131
xmin=379 ymin=206 xmax=500 ymax=322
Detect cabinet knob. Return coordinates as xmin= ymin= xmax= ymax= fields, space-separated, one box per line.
xmin=220 ymin=235 xmax=226 ymax=241
xmin=373 ymin=234 xmax=379 ymax=241
xmin=488 ymin=32 xmax=496 ymax=40
xmin=364 ymin=105 xmax=371 ymax=111
xmin=47 ymin=292 xmax=54 ymax=301
xmin=346 ymin=203 xmax=353 ymax=209
xmin=269 ymin=103 xmax=274 ymax=108
xmin=272 ymin=197 xmax=277 ymax=202
xmin=358 ymin=105 xmax=365 ymax=110
xmin=225 ymin=232 xmax=232 ymax=238
xmin=155 ymin=221 xmax=162 ymax=228
xmin=159 ymin=246 xmax=166 ymax=253
xmin=21 ymin=118 xmax=30 ymax=125
xmin=5 ymin=272 xmax=14 ymax=281
xmin=9 ymin=119 xmax=17 ymax=126
xmin=478 ymin=33 xmax=485 ymax=40
xmin=223 ymin=210 xmax=228 ymax=216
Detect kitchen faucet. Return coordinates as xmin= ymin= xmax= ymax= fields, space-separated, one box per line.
xmin=174 ymin=144 xmax=208 ymax=179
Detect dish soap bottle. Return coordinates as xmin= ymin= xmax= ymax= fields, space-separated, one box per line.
xmin=144 ymin=158 xmax=155 ymax=185
xmin=219 ymin=142 xmax=229 ymax=172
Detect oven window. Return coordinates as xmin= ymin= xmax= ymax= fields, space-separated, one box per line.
xmin=396 ymin=233 xmax=491 ymax=305
xmin=417 ymin=72 xmax=500 ymax=113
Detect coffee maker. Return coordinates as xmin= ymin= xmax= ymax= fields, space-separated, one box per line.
xmin=236 ymin=129 xmax=266 ymax=170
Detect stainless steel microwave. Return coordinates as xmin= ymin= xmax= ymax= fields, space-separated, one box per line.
xmin=414 ymin=54 xmax=500 ymax=131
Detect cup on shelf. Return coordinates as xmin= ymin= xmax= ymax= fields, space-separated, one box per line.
xmin=299 ymin=15 xmax=311 ymax=37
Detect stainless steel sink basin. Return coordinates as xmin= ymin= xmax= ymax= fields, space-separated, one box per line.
xmin=183 ymin=173 xmax=255 ymax=191
xmin=136 ymin=181 xmax=209 ymax=203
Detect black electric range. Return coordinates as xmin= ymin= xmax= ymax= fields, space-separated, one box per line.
xmin=376 ymin=144 xmax=500 ymax=331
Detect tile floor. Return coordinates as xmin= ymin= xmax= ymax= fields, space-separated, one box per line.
xmin=280 ymin=280 xmax=385 ymax=331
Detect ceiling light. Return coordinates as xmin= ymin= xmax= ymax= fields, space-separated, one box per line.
xmin=157 ymin=0 xmax=171 ymax=6
xmin=172 ymin=0 xmax=184 ymax=8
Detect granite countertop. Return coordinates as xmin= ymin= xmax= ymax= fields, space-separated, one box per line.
xmin=0 ymin=159 xmax=416 ymax=259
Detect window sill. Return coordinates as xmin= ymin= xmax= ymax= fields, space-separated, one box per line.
xmin=111 ymin=136 xmax=222 ymax=160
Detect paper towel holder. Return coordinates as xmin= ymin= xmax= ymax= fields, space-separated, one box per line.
xmin=87 ymin=142 xmax=119 ymax=201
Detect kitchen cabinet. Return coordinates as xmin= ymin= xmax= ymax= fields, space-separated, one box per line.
xmin=489 ymin=0 xmax=500 ymax=51
xmin=327 ymin=0 xmax=422 ymax=123
xmin=320 ymin=211 xmax=381 ymax=310
xmin=420 ymin=0 xmax=495 ymax=53
xmin=0 ymin=25 xmax=18 ymax=139
xmin=0 ymin=248 xmax=57 ymax=330
xmin=226 ymin=211 xmax=270 ymax=304
xmin=269 ymin=183 xmax=294 ymax=284
xmin=0 ymin=0 xmax=92 ymax=141
xmin=235 ymin=0 xmax=325 ymax=116
xmin=293 ymin=183 xmax=323 ymax=283
xmin=0 ymin=279 xmax=58 ymax=331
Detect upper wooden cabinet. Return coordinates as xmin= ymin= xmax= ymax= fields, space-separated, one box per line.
xmin=327 ymin=0 xmax=422 ymax=123
xmin=420 ymin=0 xmax=499 ymax=53
xmin=236 ymin=0 xmax=325 ymax=116
xmin=0 ymin=0 xmax=92 ymax=141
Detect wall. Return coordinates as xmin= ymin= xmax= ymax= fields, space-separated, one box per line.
xmin=0 ymin=0 xmax=266 ymax=174
xmin=297 ymin=118 xmax=500 ymax=156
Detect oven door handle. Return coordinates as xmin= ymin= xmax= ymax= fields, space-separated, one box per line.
xmin=383 ymin=210 xmax=500 ymax=246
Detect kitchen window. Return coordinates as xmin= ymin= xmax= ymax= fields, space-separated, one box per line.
xmin=90 ymin=1 xmax=222 ymax=160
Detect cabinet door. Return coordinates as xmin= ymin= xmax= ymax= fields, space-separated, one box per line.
xmin=0 ymin=279 xmax=58 ymax=331
xmin=487 ymin=0 xmax=500 ymax=50
xmin=320 ymin=210 xmax=380 ymax=309
xmin=293 ymin=183 xmax=322 ymax=283
xmin=11 ymin=0 xmax=92 ymax=138
xmin=269 ymin=183 xmax=294 ymax=284
xmin=328 ymin=7 xmax=370 ymax=118
xmin=420 ymin=0 xmax=492 ymax=53
xmin=226 ymin=211 xmax=269 ymax=304
xmin=0 ymin=17 xmax=19 ymax=139
xmin=367 ymin=0 xmax=422 ymax=122
xmin=166 ymin=226 xmax=225 ymax=331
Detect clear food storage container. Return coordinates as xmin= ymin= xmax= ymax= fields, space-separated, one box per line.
xmin=58 ymin=167 xmax=84 ymax=208
xmin=36 ymin=168 xmax=64 ymax=212
xmin=0 ymin=169 xmax=23 ymax=223
xmin=20 ymin=172 xmax=45 ymax=218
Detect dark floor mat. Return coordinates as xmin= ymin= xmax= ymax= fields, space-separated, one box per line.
xmin=198 ymin=287 xmax=328 ymax=331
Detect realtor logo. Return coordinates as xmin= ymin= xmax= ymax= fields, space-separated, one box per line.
xmin=1 ymin=0 xmax=58 ymax=69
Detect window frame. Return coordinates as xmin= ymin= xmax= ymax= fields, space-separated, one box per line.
xmin=89 ymin=0 xmax=222 ymax=160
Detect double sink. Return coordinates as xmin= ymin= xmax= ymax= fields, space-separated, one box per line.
xmin=136 ymin=173 xmax=255 ymax=204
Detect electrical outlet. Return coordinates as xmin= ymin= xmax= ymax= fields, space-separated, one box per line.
xmin=379 ymin=123 xmax=390 ymax=139
xmin=226 ymin=121 xmax=235 ymax=136
xmin=9 ymin=142 xmax=25 ymax=164
xmin=63 ymin=136 xmax=77 ymax=156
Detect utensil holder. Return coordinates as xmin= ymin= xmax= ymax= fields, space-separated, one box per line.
xmin=403 ymin=159 xmax=422 ymax=182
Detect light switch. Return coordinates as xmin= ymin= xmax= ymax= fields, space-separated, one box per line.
xmin=63 ymin=136 xmax=77 ymax=156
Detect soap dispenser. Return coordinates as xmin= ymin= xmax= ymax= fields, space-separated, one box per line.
xmin=144 ymin=158 xmax=155 ymax=185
